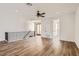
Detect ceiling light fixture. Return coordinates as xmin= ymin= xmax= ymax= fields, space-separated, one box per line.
xmin=26 ymin=3 xmax=32 ymax=6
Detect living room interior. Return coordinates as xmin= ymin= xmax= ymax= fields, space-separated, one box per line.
xmin=0 ymin=3 xmax=79 ymax=56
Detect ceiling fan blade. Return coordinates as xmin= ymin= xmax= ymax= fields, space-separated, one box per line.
xmin=40 ymin=13 xmax=45 ymax=16
xmin=41 ymin=13 xmax=45 ymax=15
xmin=41 ymin=16 xmax=45 ymax=17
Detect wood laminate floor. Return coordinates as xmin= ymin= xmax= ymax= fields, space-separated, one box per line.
xmin=0 ymin=36 xmax=79 ymax=56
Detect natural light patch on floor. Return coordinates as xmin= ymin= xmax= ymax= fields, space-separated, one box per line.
xmin=24 ymin=36 xmax=43 ymax=51
xmin=51 ymin=18 xmax=61 ymax=55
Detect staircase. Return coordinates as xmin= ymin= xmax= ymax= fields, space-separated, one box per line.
xmin=23 ymin=31 xmax=35 ymax=40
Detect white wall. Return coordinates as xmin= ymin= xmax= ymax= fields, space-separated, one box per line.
xmin=41 ymin=13 xmax=75 ymax=42
xmin=75 ymin=7 xmax=79 ymax=48
xmin=60 ymin=13 xmax=75 ymax=42
xmin=0 ymin=4 xmax=35 ymax=41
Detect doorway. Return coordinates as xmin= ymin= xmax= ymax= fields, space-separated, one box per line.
xmin=35 ymin=23 xmax=41 ymax=36
xmin=53 ymin=19 xmax=60 ymax=40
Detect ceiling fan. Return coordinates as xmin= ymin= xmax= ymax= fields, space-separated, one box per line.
xmin=26 ymin=3 xmax=46 ymax=17
xmin=37 ymin=11 xmax=46 ymax=17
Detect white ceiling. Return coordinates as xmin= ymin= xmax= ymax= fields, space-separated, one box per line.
xmin=0 ymin=3 xmax=79 ymax=13
xmin=0 ymin=3 xmax=79 ymax=19
xmin=32 ymin=3 xmax=79 ymax=14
